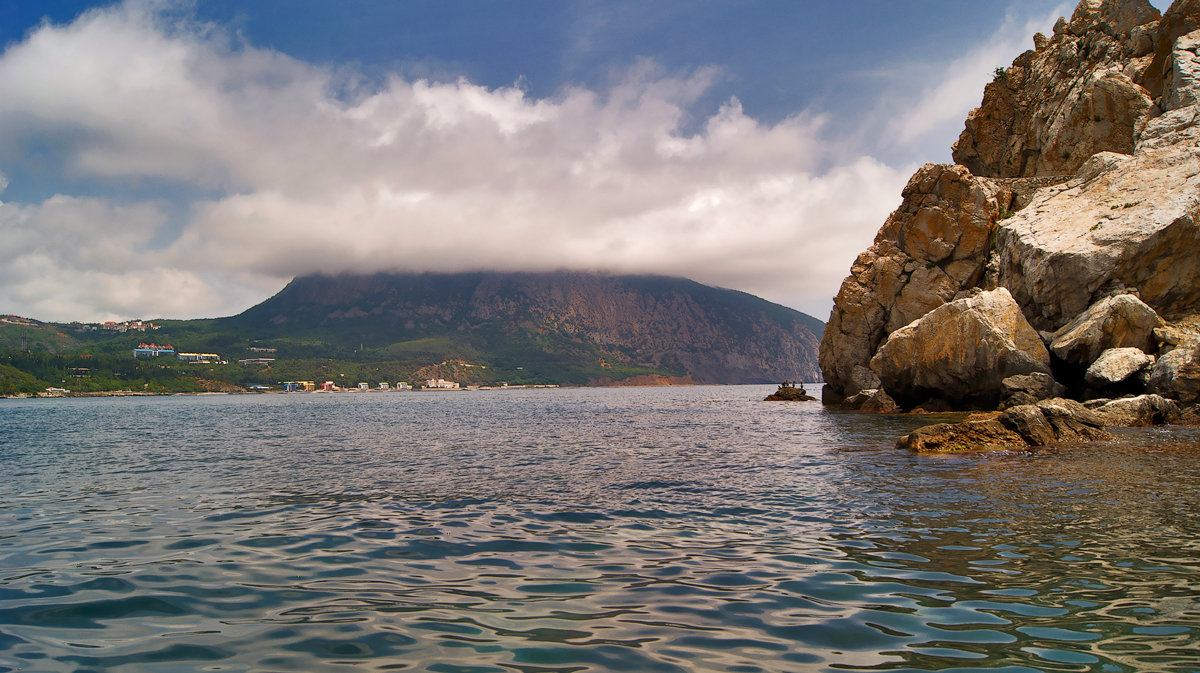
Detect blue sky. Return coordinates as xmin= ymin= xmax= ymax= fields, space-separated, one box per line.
xmin=0 ymin=0 xmax=1169 ymax=321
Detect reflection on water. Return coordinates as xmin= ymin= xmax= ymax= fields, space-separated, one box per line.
xmin=0 ymin=387 xmax=1198 ymax=672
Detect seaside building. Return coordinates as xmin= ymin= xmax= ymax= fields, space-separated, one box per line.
xmin=358 ymin=382 xmax=370 ymax=391
xmin=321 ymin=381 xmax=336 ymax=391
xmin=425 ymin=378 xmax=459 ymax=389
xmin=133 ymin=343 xmax=174 ymax=358
xmin=379 ymin=382 xmax=389 ymax=390
xmin=396 ymin=382 xmax=412 ymax=390
xmin=177 ymin=352 xmax=220 ymax=363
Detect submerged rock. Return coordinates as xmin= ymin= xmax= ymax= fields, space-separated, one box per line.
xmin=898 ymin=397 xmax=1111 ymax=452
xmin=1089 ymin=394 xmax=1181 ymax=425
xmin=897 ymin=413 xmax=1028 ymax=453
xmin=1034 ymin=397 xmax=1112 ymax=441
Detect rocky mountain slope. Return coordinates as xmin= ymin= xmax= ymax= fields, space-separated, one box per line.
xmin=820 ymin=0 xmax=1200 ymax=422
xmin=227 ymin=271 xmax=823 ymax=385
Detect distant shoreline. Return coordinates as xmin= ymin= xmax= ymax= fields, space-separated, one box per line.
xmin=1 ymin=381 xmax=815 ymax=400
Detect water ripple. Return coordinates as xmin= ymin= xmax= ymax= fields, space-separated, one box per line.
xmin=1 ymin=388 xmax=1199 ymax=671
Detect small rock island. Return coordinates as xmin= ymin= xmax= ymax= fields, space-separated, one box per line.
xmin=764 ymin=382 xmax=817 ymax=402
xmin=818 ymin=0 xmax=1200 ymax=451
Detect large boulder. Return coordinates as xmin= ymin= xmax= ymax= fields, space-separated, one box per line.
xmin=869 ymin=288 xmax=1052 ymax=408
xmin=1084 ymin=346 xmax=1154 ymax=386
xmin=1149 ymin=341 xmax=1200 ymax=402
xmin=982 ymin=15 xmax=1200 ymax=333
xmin=1049 ymin=294 xmax=1164 ymax=366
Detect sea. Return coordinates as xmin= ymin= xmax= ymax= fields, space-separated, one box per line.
xmin=1 ymin=385 xmax=1198 ymax=673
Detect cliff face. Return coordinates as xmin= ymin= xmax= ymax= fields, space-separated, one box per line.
xmin=821 ymin=0 xmax=1200 ymax=410
xmin=233 ymin=271 xmax=824 ymax=385
xmin=952 ymin=0 xmax=1160 ymax=178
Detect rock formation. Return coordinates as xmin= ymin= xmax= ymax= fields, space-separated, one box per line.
xmin=820 ymin=0 xmax=1200 ymax=447
xmin=820 ymin=165 xmax=1008 ymax=401
xmin=896 ymin=399 xmax=1111 ymax=452
xmin=764 ymin=383 xmax=818 ymax=402
xmin=869 ymin=288 xmax=1051 ymax=408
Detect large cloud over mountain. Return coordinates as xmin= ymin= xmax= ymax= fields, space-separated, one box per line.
xmin=0 ymin=2 xmax=1056 ymax=321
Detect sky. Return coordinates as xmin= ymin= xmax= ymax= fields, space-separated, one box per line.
xmin=0 ymin=0 xmax=1169 ymax=322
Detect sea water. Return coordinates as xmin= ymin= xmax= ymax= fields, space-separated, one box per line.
xmin=1 ymin=386 xmax=1198 ymax=672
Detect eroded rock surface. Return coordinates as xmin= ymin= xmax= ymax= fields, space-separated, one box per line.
xmin=952 ymin=0 xmax=1160 ymax=178
xmin=1149 ymin=341 xmax=1200 ymax=401
xmin=990 ymin=154 xmax=1200 ymax=331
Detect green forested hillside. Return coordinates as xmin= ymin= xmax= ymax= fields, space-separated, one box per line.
xmin=1 ymin=271 xmax=823 ymax=394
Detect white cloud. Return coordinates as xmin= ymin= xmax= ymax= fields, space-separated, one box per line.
xmin=0 ymin=2 xmax=938 ymax=322
xmin=871 ymin=3 xmax=1072 ymax=158
xmin=0 ymin=195 xmax=273 ymax=321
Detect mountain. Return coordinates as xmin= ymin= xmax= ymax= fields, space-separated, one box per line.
xmin=222 ymin=271 xmax=823 ymax=385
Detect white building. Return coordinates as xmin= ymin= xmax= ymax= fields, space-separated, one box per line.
xmin=177 ymin=352 xmax=220 ymax=363
xmin=425 ymin=378 xmax=459 ymax=389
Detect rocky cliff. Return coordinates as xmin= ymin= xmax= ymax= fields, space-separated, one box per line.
xmin=820 ymin=0 xmax=1200 ymax=416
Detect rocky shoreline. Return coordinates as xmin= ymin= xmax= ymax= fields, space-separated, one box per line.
xmin=820 ymin=0 xmax=1200 ymax=451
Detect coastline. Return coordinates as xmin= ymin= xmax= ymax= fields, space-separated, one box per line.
xmin=1 ymin=380 xmax=784 ymax=400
